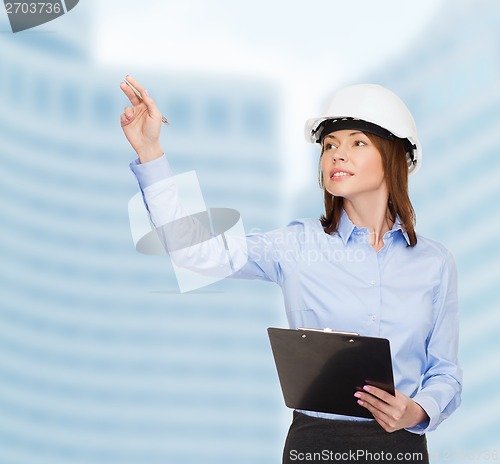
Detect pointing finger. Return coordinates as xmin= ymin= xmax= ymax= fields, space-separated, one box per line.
xmin=123 ymin=75 xmax=144 ymax=93
xmin=120 ymin=81 xmax=141 ymax=106
xmin=123 ymin=75 xmax=162 ymax=120
xmin=139 ymin=87 xmax=162 ymax=120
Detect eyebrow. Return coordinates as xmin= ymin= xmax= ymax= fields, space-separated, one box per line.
xmin=324 ymin=131 xmax=364 ymax=141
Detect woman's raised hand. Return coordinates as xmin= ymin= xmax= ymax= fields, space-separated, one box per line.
xmin=119 ymin=75 xmax=164 ymax=163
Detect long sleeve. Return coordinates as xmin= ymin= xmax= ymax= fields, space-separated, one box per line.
xmin=129 ymin=155 xmax=302 ymax=284
xmin=130 ymin=156 xmax=243 ymax=278
xmin=408 ymin=249 xmax=462 ymax=433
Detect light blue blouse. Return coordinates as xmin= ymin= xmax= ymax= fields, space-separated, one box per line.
xmin=130 ymin=155 xmax=462 ymax=435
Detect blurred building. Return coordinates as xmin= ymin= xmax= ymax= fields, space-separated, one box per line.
xmin=0 ymin=11 xmax=288 ymax=464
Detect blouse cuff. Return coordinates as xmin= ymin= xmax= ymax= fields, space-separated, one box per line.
xmin=405 ymin=394 xmax=439 ymax=435
xmin=129 ymin=154 xmax=173 ymax=189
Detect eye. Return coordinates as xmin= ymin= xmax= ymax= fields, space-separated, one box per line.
xmin=324 ymin=142 xmax=337 ymax=151
xmin=354 ymin=140 xmax=367 ymax=147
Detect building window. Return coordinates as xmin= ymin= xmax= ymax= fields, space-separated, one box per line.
xmin=33 ymin=76 xmax=51 ymax=116
xmin=61 ymin=83 xmax=80 ymax=122
xmin=164 ymin=96 xmax=192 ymax=132
xmin=241 ymin=100 xmax=273 ymax=140
xmin=93 ymin=91 xmax=114 ymax=126
xmin=204 ymin=98 xmax=231 ymax=134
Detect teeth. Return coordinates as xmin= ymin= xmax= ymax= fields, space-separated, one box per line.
xmin=333 ymin=172 xmax=351 ymax=177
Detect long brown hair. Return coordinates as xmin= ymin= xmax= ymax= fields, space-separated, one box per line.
xmin=319 ymin=132 xmax=417 ymax=246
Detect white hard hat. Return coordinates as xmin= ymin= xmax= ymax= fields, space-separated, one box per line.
xmin=304 ymin=84 xmax=421 ymax=175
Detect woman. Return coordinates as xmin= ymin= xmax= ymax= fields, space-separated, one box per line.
xmin=120 ymin=77 xmax=462 ymax=463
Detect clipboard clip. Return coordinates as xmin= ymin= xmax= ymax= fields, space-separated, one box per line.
xmin=297 ymin=327 xmax=359 ymax=336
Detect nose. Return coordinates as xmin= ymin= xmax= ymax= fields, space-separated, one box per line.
xmin=331 ymin=147 xmax=347 ymax=163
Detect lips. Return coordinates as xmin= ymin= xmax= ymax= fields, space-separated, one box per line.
xmin=330 ymin=169 xmax=354 ymax=179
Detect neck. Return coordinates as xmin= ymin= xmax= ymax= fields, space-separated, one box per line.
xmin=343 ymin=194 xmax=392 ymax=251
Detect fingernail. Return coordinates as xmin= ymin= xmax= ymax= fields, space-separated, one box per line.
xmin=363 ymin=385 xmax=370 ymax=392
xmin=357 ymin=400 xmax=364 ymax=405
xmin=354 ymin=392 xmax=361 ymax=398
xmin=143 ymin=89 xmax=149 ymax=97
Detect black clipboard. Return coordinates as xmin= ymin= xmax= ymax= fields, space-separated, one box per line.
xmin=267 ymin=327 xmax=395 ymax=418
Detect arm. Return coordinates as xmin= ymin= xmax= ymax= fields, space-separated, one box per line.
xmin=120 ymin=76 xmax=240 ymax=277
xmin=133 ymin=157 xmax=246 ymax=277
xmin=408 ymin=249 xmax=462 ymax=433
xmin=120 ymin=76 xmax=302 ymax=285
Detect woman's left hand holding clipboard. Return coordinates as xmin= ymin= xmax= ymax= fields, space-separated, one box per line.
xmin=354 ymin=386 xmax=429 ymax=432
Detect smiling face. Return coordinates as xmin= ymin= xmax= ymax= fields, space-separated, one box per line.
xmin=320 ymin=129 xmax=388 ymax=204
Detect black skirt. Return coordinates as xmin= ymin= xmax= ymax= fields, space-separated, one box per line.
xmin=283 ymin=411 xmax=429 ymax=464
